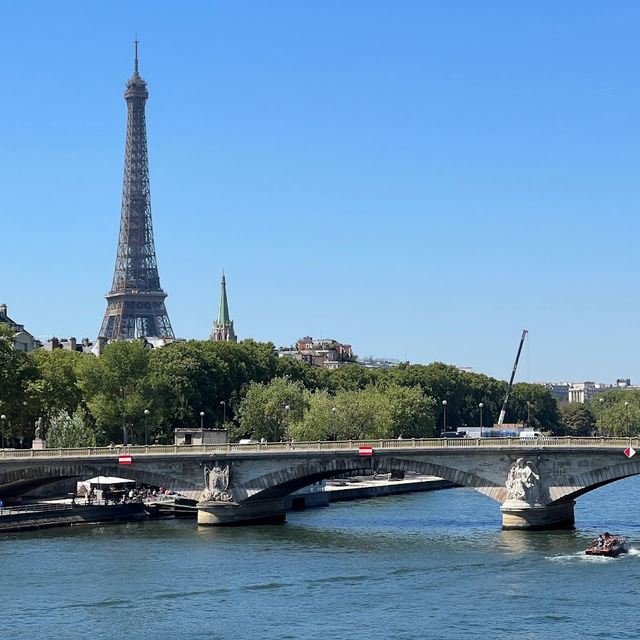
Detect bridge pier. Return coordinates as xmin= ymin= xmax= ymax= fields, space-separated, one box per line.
xmin=197 ymin=498 xmax=286 ymax=526
xmin=500 ymin=499 xmax=575 ymax=530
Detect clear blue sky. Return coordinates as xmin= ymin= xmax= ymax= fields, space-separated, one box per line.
xmin=1 ymin=1 xmax=639 ymax=383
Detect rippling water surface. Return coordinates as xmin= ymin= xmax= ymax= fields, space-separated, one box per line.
xmin=4 ymin=478 xmax=640 ymax=639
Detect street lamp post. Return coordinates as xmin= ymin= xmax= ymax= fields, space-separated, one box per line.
xmin=220 ymin=400 xmax=226 ymax=426
xmin=0 ymin=414 xmax=5 ymax=449
xmin=284 ymin=405 xmax=290 ymax=442
xmin=598 ymin=397 xmax=604 ymax=436
xmin=625 ymin=401 xmax=630 ymax=435
xmin=20 ymin=400 xmax=27 ymax=449
xmin=332 ymin=407 xmax=337 ymax=442
xmin=442 ymin=400 xmax=447 ymax=436
xmin=144 ymin=409 xmax=150 ymax=446
xmin=120 ymin=387 xmax=127 ymax=446
xmin=479 ymin=402 xmax=484 ymax=437
xmin=200 ymin=411 xmax=205 ymax=431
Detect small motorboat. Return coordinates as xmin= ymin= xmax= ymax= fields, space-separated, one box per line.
xmin=585 ymin=532 xmax=627 ymax=557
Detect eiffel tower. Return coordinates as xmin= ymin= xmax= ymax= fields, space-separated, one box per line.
xmin=99 ymin=42 xmax=174 ymax=341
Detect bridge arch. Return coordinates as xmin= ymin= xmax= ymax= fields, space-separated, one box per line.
xmin=548 ymin=460 xmax=640 ymax=504
xmin=234 ymin=455 xmax=504 ymax=503
xmin=0 ymin=462 xmax=203 ymax=500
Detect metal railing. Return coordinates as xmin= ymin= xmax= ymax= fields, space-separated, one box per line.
xmin=0 ymin=503 xmax=74 ymax=516
xmin=0 ymin=436 xmax=637 ymax=460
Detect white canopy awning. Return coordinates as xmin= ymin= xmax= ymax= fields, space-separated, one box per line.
xmin=77 ymin=476 xmax=135 ymax=490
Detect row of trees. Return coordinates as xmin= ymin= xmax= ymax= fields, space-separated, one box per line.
xmin=0 ymin=329 xmax=602 ymax=447
xmin=559 ymin=389 xmax=640 ymax=437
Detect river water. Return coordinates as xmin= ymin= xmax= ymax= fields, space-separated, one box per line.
xmin=4 ymin=477 xmax=640 ymax=640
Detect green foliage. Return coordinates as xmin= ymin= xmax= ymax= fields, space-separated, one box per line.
xmin=328 ymin=364 xmax=379 ymax=391
xmin=292 ymin=389 xmax=336 ymax=441
xmin=0 ymin=336 xmax=564 ymax=445
xmin=46 ymin=409 xmax=96 ymax=448
xmin=559 ymin=403 xmax=595 ymax=436
xmin=236 ymin=376 xmax=307 ymax=441
xmin=26 ymin=349 xmax=84 ymax=422
xmin=592 ymin=390 xmax=640 ymax=436
xmin=386 ymin=363 xmax=560 ymax=433
xmin=331 ymin=386 xmax=392 ymax=439
xmin=0 ymin=330 xmax=36 ymax=434
xmin=77 ymin=341 xmax=155 ymax=444
xmin=382 ymin=383 xmax=437 ymax=438
xmin=509 ymin=383 xmax=561 ymax=433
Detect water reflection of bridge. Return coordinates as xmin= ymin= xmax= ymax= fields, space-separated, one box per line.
xmin=1 ymin=437 xmax=639 ymax=530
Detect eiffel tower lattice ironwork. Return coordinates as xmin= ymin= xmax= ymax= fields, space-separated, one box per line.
xmin=99 ymin=43 xmax=174 ymax=340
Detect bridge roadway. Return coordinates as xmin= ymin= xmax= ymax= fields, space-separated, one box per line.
xmin=1 ymin=437 xmax=639 ymax=530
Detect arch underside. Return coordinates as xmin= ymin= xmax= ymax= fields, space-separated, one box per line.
xmin=549 ymin=461 xmax=640 ymax=504
xmin=237 ymin=456 xmax=504 ymax=503
xmin=0 ymin=463 xmax=202 ymax=500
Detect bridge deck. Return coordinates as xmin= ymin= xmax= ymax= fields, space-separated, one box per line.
xmin=0 ymin=437 xmax=637 ymax=460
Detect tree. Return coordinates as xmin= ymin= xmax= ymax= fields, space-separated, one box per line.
xmin=559 ymin=403 xmax=595 ymax=436
xmin=291 ymin=389 xmax=334 ymax=441
xmin=332 ymin=387 xmax=392 ymax=440
xmin=327 ymin=364 xmax=379 ymax=392
xmin=77 ymin=341 xmax=155 ymax=444
xmin=595 ymin=390 xmax=640 ymax=436
xmin=27 ymin=349 xmax=84 ymax=423
xmin=382 ymin=383 xmax=437 ymax=438
xmin=46 ymin=409 xmax=96 ymax=448
xmin=149 ymin=340 xmax=228 ymax=433
xmin=508 ymin=384 xmax=561 ymax=433
xmin=236 ymin=376 xmax=307 ymax=442
xmin=0 ymin=324 xmax=36 ymax=440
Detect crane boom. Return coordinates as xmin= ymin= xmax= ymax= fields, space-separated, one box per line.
xmin=497 ymin=329 xmax=528 ymax=425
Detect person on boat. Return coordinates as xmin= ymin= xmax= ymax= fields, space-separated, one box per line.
xmin=597 ymin=535 xmax=604 ymax=548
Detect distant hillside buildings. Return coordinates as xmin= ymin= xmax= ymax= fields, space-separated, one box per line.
xmin=542 ymin=379 xmax=637 ymax=404
xmin=278 ymin=337 xmax=400 ymax=371
xmin=0 ymin=304 xmax=40 ymax=352
xmin=279 ymin=336 xmax=355 ymax=370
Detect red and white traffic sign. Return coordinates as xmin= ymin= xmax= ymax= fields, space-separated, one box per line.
xmin=119 ymin=455 xmax=132 ymax=465
xmin=358 ymin=446 xmax=373 ymax=456
xmin=624 ymin=447 xmax=636 ymax=459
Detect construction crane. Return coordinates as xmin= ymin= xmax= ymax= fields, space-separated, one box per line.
xmin=497 ymin=329 xmax=528 ymax=425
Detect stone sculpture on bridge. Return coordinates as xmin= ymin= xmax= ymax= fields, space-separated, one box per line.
xmin=202 ymin=464 xmax=234 ymax=502
xmin=505 ymin=457 xmax=541 ymax=505
xmin=34 ymin=418 xmax=44 ymax=440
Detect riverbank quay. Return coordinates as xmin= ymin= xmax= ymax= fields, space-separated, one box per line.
xmin=0 ymin=474 xmax=455 ymax=531
xmin=0 ymin=502 xmax=146 ymax=533
xmin=326 ymin=474 xmax=455 ymax=502
xmin=284 ymin=473 xmax=455 ymax=510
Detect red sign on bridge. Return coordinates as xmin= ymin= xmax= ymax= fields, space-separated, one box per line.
xmin=358 ymin=447 xmax=374 ymax=456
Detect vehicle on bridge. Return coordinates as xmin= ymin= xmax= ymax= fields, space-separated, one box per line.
xmin=519 ymin=430 xmax=548 ymax=440
xmin=458 ymin=427 xmax=522 ymax=438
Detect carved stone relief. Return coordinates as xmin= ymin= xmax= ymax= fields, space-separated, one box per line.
xmin=202 ymin=464 xmax=234 ymax=502
xmin=505 ymin=457 xmax=542 ymax=505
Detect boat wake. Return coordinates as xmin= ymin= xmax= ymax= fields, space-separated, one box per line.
xmin=548 ymin=546 xmax=639 ymax=564
xmin=547 ymin=551 xmax=615 ymax=564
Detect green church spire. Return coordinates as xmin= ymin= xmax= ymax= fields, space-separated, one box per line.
xmin=217 ymin=272 xmax=230 ymax=325
xmin=210 ymin=271 xmax=237 ymax=342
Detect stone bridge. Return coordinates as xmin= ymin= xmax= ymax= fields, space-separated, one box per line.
xmin=1 ymin=437 xmax=639 ymax=529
